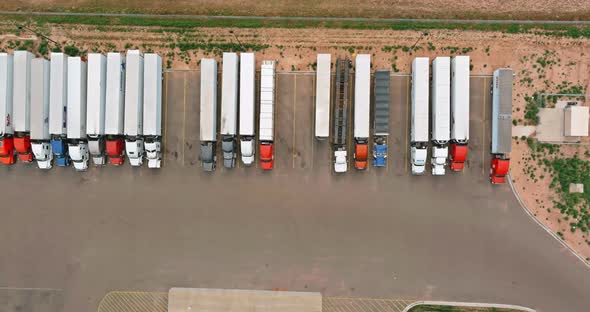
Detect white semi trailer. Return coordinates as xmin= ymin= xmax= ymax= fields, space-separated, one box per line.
xmin=430 ymin=56 xmax=451 ymax=176
xmin=199 ymin=58 xmax=218 ymax=171
xmin=124 ymin=50 xmax=144 ymax=167
xmin=315 ymin=53 xmax=331 ymax=140
xmin=67 ymin=56 xmax=89 ymax=171
xmin=259 ymin=60 xmax=276 ymax=170
xmin=143 ymin=53 xmax=162 ymax=169
xmin=221 ymin=52 xmax=239 ymax=169
xmin=86 ymin=53 xmax=107 ymax=165
xmin=239 ymin=52 xmax=255 ymax=166
xmin=449 ymin=55 xmax=470 ymax=171
xmin=353 ymin=54 xmax=371 ymax=170
xmin=0 ymin=53 xmax=15 ymax=165
xmin=49 ymin=52 xmax=70 ymax=167
xmin=30 ymin=58 xmax=52 ymax=169
xmin=105 ymin=52 xmax=126 ymax=165
xmin=13 ymin=51 xmax=34 ymax=162
xmin=410 ymin=57 xmax=429 ymax=175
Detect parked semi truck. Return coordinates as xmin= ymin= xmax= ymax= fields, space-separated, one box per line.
xmin=490 ymin=68 xmax=513 ymax=184
xmin=30 ymin=58 xmax=52 ymax=169
xmin=0 ymin=53 xmax=15 ymax=165
xmin=124 ymin=50 xmax=144 ymax=167
xmin=105 ymin=52 xmax=126 ymax=165
xmin=221 ymin=52 xmax=239 ymax=169
xmin=411 ymin=57 xmax=429 ymax=175
xmin=354 ymin=54 xmax=371 ymax=170
xmin=430 ymin=57 xmax=451 ymax=176
xmin=239 ymin=52 xmax=255 ymax=165
xmin=143 ymin=53 xmax=162 ymax=169
xmin=259 ymin=60 xmax=276 ymax=170
xmin=332 ymin=58 xmax=350 ymax=173
xmin=373 ymin=70 xmax=390 ymax=167
xmin=67 ymin=56 xmax=89 ymax=171
xmin=49 ymin=52 xmax=70 ymax=166
xmin=315 ymin=53 xmax=331 ymax=140
xmin=13 ymin=50 xmax=33 ymax=162
xmin=199 ymin=58 xmax=218 ymax=171
xmin=449 ymin=56 xmax=470 ymax=171
xmin=86 ymin=53 xmax=107 ymax=165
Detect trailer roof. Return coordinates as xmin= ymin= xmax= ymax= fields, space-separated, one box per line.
xmin=13 ymin=50 xmax=33 ymax=133
xmin=354 ymin=54 xmax=371 ymax=138
xmin=259 ymin=60 xmax=275 ymax=141
xmin=143 ymin=53 xmax=162 ymax=136
xmin=221 ymin=52 xmax=239 ymax=136
xmin=124 ymin=50 xmax=144 ymax=136
xmin=200 ymin=58 xmax=217 ymax=141
xmin=491 ymin=68 xmax=513 ymax=154
xmin=30 ymin=58 xmax=50 ymax=140
xmin=373 ymin=70 xmax=390 ymax=135
xmin=239 ymin=53 xmax=255 ymax=136
xmin=105 ymin=53 xmax=125 ymax=135
xmin=411 ymin=57 xmax=429 ymax=142
xmin=0 ymin=53 xmax=13 ymax=135
xmin=315 ymin=54 xmax=331 ymax=138
xmin=49 ymin=53 xmax=67 ymax=135
xmin=86 ymin=53 xmax=106 ymax=136
xmin=431 ymin=57 xmax=451 ymax=142
xmin=451 ymin=56 xmax=470 ymax=142
xmin=66 ymin=57 xmax=87 ymax=139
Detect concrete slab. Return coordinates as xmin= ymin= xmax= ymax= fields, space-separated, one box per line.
xmin=537 ymin=108 xmax=580 ymax=143
xmin=168 ymin=288 xmax=322 ymax=312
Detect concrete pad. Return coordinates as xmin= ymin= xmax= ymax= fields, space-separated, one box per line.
xmin=537 ymin=108 xmax=580 ymax=143
xmin=513 ymin=126 xmax=536 ymax=138
xmin=168 ymin=288 xmax=322 ymax=312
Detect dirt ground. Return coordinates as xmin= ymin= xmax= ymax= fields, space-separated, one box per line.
xmin=1 ymin=20 xmax=589 ymax=260
xmin=3 ymin=0 xmax=590 ymax=20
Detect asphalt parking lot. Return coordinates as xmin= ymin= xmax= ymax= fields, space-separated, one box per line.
xmin=161 ymin=70 xmax=492 ymax=178
xmin=1 ymin=71 xmax=590 ymax=312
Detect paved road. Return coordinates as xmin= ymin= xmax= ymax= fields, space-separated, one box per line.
xmin=1 ymin=11 xmax=590 ymax=25
xmin=0 ymin=72 xmax=589 ymax=312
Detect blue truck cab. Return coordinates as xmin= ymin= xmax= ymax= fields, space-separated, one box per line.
xmin=373 ymin=143 xmax=387 ymax=167
xmin=51 ymin=137 xmax=70 ymax=166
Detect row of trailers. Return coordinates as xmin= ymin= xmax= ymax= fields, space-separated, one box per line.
xmin=199 ymin=53 xmax=276 ymax=171
xmin=314 ymin=54 xmax=388 ymax=173
xmin=314 ymin=54 xmax=513 ymax=183
xmin=0 ymin=50 xmax=163 ymax=170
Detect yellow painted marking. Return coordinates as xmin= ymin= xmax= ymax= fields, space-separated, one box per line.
xmin=293 ymin=75 xmax=297 ymax=169
xmin=482 ymin=77 xmax=487 ymax=175
xmin=404 ymin=76 xmax=410 ymax=174
xmin=163 ymin=71 xmax=168 ymax=165
xmin=182 ymin=72 xmax=187 ymax=165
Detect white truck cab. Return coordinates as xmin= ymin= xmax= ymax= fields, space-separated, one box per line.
xmin=32 ymin=143 xmax=52 ymax=169
xmin=69 ymin=143 xmax=89 ymax=171
xmin=411 ymin=147 xmax=427 ymax=175
xmin=334 ymin=150 xmax=348 ymax=173
xmin=125 ymin=139 xmax=144 ymax=166
xmin=240 ymin=139 xmax=255 ymax=165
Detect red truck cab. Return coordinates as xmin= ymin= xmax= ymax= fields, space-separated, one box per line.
xmin=14 ymin=135 xmax=32 ymax=162
xmin=449 ymin=143 xmax=468 ymax=171
xmin=106 ymin=137 xmax=125 ymax=165
xmin=260 ymin=142 xmax=273 ymax=170
xmin=490 ymin=157 xmax=510 ymax=184
xmin=0 ymin=137 xmax=15 ymax=164
xmin=354 ymin=143 xmax=368 ymax=170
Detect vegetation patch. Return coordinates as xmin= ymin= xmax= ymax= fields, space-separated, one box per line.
xmin=6 ymin=14 xmax=590 ymax=39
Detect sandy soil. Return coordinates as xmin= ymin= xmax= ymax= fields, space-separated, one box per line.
xmin=1 ymin=21 xmax=589 ymax=260
xmin=3 ymin=0 xmax=590 ymax=20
